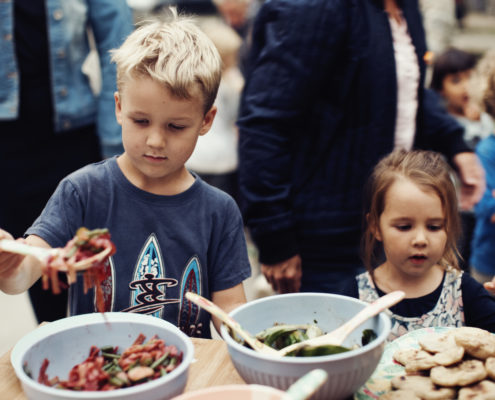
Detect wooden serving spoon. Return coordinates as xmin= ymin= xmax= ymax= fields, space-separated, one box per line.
xmin=0 ymin=239 xmax=112 ymax=272
xmin=184 ymin=292 xmax=279 ymax=356
xmin=282 ymin=369 xmax=328 ymax=400
xmin=277 ymin=290 xmax=405 ymax=357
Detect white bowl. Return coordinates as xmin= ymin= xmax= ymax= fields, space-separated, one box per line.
xmin=220 ymin=293 xmax=391 ymax=400
xmin=11 ymin=312 xmax=194 ymax=400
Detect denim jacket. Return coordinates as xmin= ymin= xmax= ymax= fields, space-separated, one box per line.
xmin=0 ymin=0 xmax=133 ymax=157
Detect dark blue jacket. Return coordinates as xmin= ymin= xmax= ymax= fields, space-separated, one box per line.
xmin=238 ymin=0 xmax=469 ymax=272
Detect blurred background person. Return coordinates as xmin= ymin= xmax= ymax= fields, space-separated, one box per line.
xmin=467 ymin=50 xmax=495 ymax=288
xmin=430 ymin=47 xmax=494 ymax=271
xmin=186 ymin=17 xmax=244 ymax=203
xmin=237 ymin=0 xmax=485 ymax=295
xmin=419 ymin=0 xmax=457 ymax=57
xmin=0 ymin=0 xmax=133 ymax=322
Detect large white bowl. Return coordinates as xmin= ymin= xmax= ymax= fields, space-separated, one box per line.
xmin=11 ymin=312 xmax=194 ymax=400
xmin=220 ymin=293 xmax=391 ymax=400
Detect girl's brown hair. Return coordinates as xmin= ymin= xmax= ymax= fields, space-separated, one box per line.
xmin=362 ymin=150 xmax=461 ymax=272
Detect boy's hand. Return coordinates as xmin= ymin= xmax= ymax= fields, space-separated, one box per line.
xmin=0 ymin=229 xmax=26 ymax=280
xmin=261 ymin=254 xmax=302 ymax=294
xmin=453 ymin=152 xmax=486 ymax=210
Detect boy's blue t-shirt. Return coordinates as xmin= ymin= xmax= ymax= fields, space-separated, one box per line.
xmin=26 ymin=157 xmax=252 ymax=338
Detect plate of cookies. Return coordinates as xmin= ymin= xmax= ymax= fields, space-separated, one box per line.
xmin=354 ymin=326 xmax=495 ymax=399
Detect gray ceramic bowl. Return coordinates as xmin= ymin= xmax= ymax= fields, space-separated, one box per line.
xmin=11 ymin=312 xmax=194 ymax=400
xmin=220 ymin=293 xmax=391 ymax=400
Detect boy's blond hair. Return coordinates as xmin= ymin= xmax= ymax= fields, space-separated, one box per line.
xmin=111 ymin=15 xmax=222 ymax=113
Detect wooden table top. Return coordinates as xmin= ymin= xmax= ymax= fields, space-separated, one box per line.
xmin=0 ymin=337 xmax=245 ymax=399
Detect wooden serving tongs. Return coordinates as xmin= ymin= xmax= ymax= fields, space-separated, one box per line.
xmin=0 ymin=239 xmax=112 ymax=272
xmin=185 ymin=292 xmax=280 ymax=356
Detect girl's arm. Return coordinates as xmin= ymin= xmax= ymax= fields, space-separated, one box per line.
xmin=211 ymin=283 xmax=247 ymax=335
xmin=0 ymin=231 xmax=47 ymax=294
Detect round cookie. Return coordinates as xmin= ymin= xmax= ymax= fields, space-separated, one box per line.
xmin=452 ymin=327 xmax=495 ymax=359
xmin=458 ymin=380 xmax=495 ymax=400
xmin=430 ymin=359 xmax=487 ymax=387
xmin=391 ymin=375 xmax=457 ymax=400
xmin=432 ymin=345 xmax=465 ymax=366
xmin=419 ymin=333 xmax=457 ymax=353
xmin=393 ymin=348 xmax=437 ymax=372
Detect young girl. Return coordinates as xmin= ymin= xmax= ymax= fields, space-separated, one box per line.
xmin=338 ymin=149 xmax=495 ymax=340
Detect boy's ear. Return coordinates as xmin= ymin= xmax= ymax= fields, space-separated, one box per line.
xmin=199 ymin=106 xmax=217 ymax=136
xmin=367 ymin=213 xmax=383 ymax=242
xmin=114 ymin=92 xmax=123 ymax=126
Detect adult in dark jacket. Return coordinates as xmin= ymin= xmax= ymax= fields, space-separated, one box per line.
xmin=237 ymin=0 xmax=485 ymax=294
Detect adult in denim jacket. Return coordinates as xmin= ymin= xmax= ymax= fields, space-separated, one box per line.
xmin=0 ymin=0 xmax=133 ymax=322
xmin=0 ymin=0 xmax=133 ymax=157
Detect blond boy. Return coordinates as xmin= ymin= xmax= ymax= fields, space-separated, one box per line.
xmin=0 ymin=16 xmax=251 ymax=337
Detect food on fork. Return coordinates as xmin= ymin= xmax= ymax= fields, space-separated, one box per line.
xmin=42 ymin=228 xmax=114 ymax=290
xmin=41 ymin=227 xmax=115 ymax=312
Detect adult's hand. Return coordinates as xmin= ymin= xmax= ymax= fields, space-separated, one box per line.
xmin=261 ymin=254 xmax=302 ymax=294
xmin=453 ymin=152 xmax=486 ymax=211
xmin=484 ymin=278 xmax=495 ymax=296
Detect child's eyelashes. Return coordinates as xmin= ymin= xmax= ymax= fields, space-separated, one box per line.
xmin=133 ymin=118 xmax=149 ymax=126
xmin=130 ymin=119 xmax=186 ymax=131
xmin=393 ymin=224 xmax=444 ymax=232
xmin=169 ymin=123 xmax=185 ymax=131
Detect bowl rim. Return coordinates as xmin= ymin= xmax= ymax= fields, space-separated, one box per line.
xmin=10 ymin=312 xmax=194 ymax=398
xmin=172 ymin=384 xmax=285 ymax=399
xmin=220 ymin=292 xmax=391 ymax=363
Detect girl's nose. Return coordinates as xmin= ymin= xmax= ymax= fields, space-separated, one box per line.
xmin=412 ymin=230 xmax=427 ymax=247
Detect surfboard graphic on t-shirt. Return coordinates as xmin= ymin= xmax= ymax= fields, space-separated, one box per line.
xmin=178 ymin=256 xmax=203 ymax=336
xmin=125 ymin=233 xmax=176 ymax=317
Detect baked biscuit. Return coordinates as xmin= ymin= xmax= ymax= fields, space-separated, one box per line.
xmin=378 ymin=389 xmax=421 ymax=400
xmin=430 ymin=359 xmax=487 ymax=387
xmin=458 ymin=380 xmax=495 ymax=400
xmin=432 ymin=345 xmax=465 ymax=366
xmin=391 ymin=375 xmax=457 ymax=400
xmin=393 ymin=348 xmax=437 ymax=372
xmin=419 ymin=333 xmax=457 ymax=353
xmin=452 ymin=327 xmax=495 ymax=359
xmin=485 ymin=357 xmax=495 ymax=380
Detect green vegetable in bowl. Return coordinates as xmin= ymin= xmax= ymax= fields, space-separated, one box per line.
xmin=251 ymin=323 xmax=377 ymax=357
xmin=361 ymin=329 xmax=377 ymax=346
xmin=256 ymin=324 xmax=324 ymax=350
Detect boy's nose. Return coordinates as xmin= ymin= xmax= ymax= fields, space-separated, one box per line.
xmin=146 ymin=129 xmax=166 ymax=148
